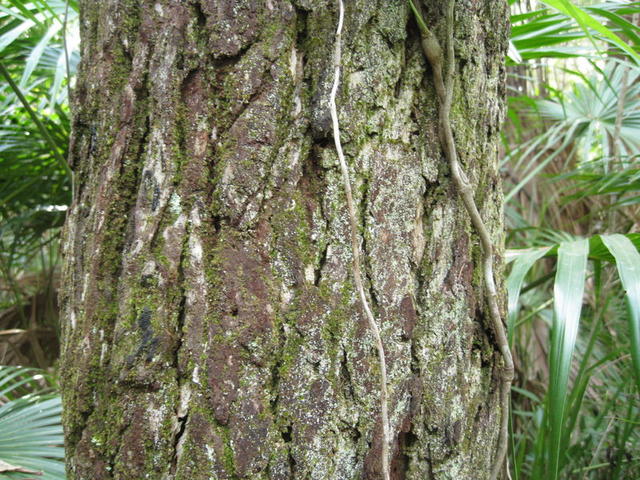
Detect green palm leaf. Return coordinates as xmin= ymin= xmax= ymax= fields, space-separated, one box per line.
xmin=0 ymin=367 xmax=64 ymax=480
xmin=509 ymin=2 xmax=640 ymax=63
xmin=507 ymin=232 xmax=640 ymax=478
xmin=547 ymin=238 xmax=588 ymax=479
xmin=541 ymin=0 xmax=640 ymax=63
xmin=506 ymin=246 xmax=551 ymax=341
xmin=601 ymin=234 xmax=640 ymax=392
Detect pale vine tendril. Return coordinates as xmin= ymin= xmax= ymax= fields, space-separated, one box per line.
xmin=330 ymin=1 xmax=391 ymax=479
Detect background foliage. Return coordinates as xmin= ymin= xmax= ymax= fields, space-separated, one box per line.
xmin=0 ymin=1 xmax=77 ymax=478
xmin=0 ymin=0 xmax=76 ymax=368
xmin=0 ymin=0 xmax=638 ymax=478
xmin=506 ymin=1 xmax=640 ymax=479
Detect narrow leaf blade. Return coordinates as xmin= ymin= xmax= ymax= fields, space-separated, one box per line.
xmin=601 ymin=234 xmax=640 ymax=392
xmin=548 ymin=238 xmax=589 ymax=479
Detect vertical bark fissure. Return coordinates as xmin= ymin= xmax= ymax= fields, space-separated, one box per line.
xmin=360 ymin=174 xmax=381 ymax=313
xmin=168 ymin=215 xmax=189 ymax=476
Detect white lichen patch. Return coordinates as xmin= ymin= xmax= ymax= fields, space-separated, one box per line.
xmin=330 ymin=433 xmax=359 ymax=479
xmin=348 ymin=70 xmax=366 ymax=91
xmin=142 ymin=260 xmax=156 ymax=277
xmin=162 ymin=213 xmax=187 ymax=245
xmin=81 ymin=273 xmax=90 ymax=302
xmin=304 ymin=264 xmax=315 ymax=284
xmin=293 ymin=93 xmax=302 ymax=117
xmin=412 ymin=201 xmax=426 ymax=265
xmin=100 ymin=342 xmax=108 ymax=365
xmin=190 ymin=236 xmax=203 ymax=263
xmin=169 ymin=193 xmax=182 ymax=216
xmin=289 ymin=46 xmax=297 ymax=78
xmin=194 ymin=117 xmax=210 ymax=156
xmin=178 ymin=383 xmax=192 ymax=418
xmin=205 ymin=444 xmax=215 ymax=462
xmin=147 ymin=403 xmax=168 ymax=444
xmin=130 ymin=239 xmax=144 ymax=259
xmin=280 ymin=283 xmax=294 ymax=308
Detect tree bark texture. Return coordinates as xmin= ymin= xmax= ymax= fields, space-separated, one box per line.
xmin=60 ymin=1 xmax=510 ymax=479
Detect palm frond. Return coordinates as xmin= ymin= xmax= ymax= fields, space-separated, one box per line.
xmin=0 ymin=366 xmax=64 ymax=480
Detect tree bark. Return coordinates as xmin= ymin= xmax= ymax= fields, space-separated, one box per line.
xmin=60 ymin=1 xmax=510 ymax=479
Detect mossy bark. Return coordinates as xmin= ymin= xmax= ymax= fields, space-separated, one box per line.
xmin=60 ymin=1 xmax=510 ymax=479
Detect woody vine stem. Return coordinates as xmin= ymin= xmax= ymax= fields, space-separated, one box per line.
xmin=330 ymin=1 xmax=391 ymax=478
xmin=331 ymin=1 xmax=513 ymax=478
xmin=408 ymin=1 xmax=515 ymax=478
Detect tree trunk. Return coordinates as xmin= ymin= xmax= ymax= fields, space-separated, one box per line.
xmin=60 ymin=1 xmax=510 ymax=479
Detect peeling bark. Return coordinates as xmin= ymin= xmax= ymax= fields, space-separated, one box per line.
xmin=60 ymin=1 xmax=510 ymax=479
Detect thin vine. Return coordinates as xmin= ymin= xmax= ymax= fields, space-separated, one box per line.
xmin=330 ymin=1 xmax=391 ymax=478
